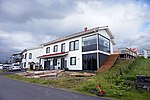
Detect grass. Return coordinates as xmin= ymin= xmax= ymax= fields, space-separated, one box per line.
xmin=3 ymin=57 xmax=150 ymax=100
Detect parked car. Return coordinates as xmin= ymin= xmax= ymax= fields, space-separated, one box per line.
xmin=3 ymin=64 xmax=11 ymax=70
xmin=0 ymin=64 xmax=3 ymax=70
xmin=9 ymin=63 xmax=21 ymax=71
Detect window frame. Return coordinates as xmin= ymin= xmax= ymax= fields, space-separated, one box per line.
xmin=61 ymin=43 xmax=65 ymax=52
xmin=46 ymin=47 xmax=50 ymax=53
xmin=98 ymin=34 xmax=110 ymax=53
xmin=29 ymin=53 xmax=32 ymax=59
xmin=69 ymin=40 xmax=79 ymax=51
xmin=53 ymin=45 xmax=58 ymax=52
xmin=70 ymin=57 xmax=76 ymax=65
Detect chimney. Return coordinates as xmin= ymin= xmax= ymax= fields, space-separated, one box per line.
xmin=84 ymin=27 xmax=87 ymax=31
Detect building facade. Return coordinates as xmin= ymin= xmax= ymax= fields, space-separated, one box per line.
xmin=37 ymin=26 xmax=115 ymax=71
xmin=22 ymin=47 xmax=43 ymax=69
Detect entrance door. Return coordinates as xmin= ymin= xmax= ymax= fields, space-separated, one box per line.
xmin=61 ymin=58 xmax=65 ymax=70
xmin=44 ymin=61 xmax=50 ymax=70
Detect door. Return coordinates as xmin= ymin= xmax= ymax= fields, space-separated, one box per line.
xmin=82 ymin=53 xmax=97 ymax=70
xmin=61 ymin=58 xmax=65 ymax=70
xmin=44 ymin=61 xmax=50 ymax=70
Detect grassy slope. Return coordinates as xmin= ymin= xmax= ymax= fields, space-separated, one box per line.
xmin=4 ymin=58 xmax=150 ymax=100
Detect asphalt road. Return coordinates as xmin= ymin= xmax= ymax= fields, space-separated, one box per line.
xmin=0 ymin=76 xmax=108 ymax=100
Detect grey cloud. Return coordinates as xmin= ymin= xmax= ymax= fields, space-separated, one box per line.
xmin=0 ymin=0 xmax=77 ymax=23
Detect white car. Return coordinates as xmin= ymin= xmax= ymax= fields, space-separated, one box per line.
xmin=0 ymin=64 xmax=3 ymax=70
xmin=9 ymin=64 xmax=21 ymax=71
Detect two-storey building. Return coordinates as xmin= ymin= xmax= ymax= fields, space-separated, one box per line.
xmin=38 ymin=26 xmax=115 ymax=71
xmin=22 ymin=46 xmax=43 ymax=69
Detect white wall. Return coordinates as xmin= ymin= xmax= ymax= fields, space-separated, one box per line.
xmin=22 ymin=47 xmax=43 ymax=69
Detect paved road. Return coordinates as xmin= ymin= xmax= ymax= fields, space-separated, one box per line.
xmin=0 ymin=76 xmax=108 ymax=100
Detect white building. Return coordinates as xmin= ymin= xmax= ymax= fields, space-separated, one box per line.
xmin=22 ymin=46 xmax=43 ymax=69
xmin=37 ymin=26 xmax=115 ymax=71
xmin=143 ymin=49 xmax=150 ymax=58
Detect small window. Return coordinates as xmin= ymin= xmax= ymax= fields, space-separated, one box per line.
xmin=61 ymin=43 xmax=65 ymax=52
xmin=46 ymin=47 xmax=50 ymax=53
xmin=53 ymin=45 xmax=58 ymax=52
xmin=24 ymin=62 xmax=26 ymax=67
xmin=69 ymin=41 xmax=74 ymax=51
xmin=24 ymin=53 xmax=27 ymax=59
xmin=70 ymin=57 xmax=76 ymax=65
xmin=75 ymin=40 xmax=79 ymax=50
xmin=29 ymin=53 xmax=32 ymax=59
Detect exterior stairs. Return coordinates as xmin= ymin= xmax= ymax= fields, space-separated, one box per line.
xmin=97 ymin=54 xmax=119 ymax=72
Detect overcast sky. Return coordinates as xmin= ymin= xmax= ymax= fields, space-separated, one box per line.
xmin=0 ymin=0 xmax=150 ymax=62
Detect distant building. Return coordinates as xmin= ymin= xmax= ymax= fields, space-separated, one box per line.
xmin=21 ymin=47 xmax=43 ymax=69
xmin=143 ymin=49 xmax=150 ymax=58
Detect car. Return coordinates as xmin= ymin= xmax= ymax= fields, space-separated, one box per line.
xmin=3 ymin=64 xmax=11 ymax=70
xmin=9 ymin=63 xmax=21 ymax=71
xmin=0 ymin=64 xmax=3 ymax=70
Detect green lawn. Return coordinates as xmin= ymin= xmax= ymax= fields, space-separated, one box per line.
xmin=4 ymin=57 xmax=150 ymax=100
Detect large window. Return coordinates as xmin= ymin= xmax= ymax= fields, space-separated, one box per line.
xmin=46 ymin=47 xmax=50 ymax=53
xmin=70 ymin=57 xmax=76 ymax=65
xmin=29 ymin=53 xmax=32 ymax=59
xmin=82 ymin=53 xmax=97 ymax=70
xmin=69 ymin=40 xmax=79 ymax=51
xmin=53 ymin=45 xmax=58 ymax=52
xmin=61 ymin=43 xmax=65 ymax=52
xmin=99 ymin=35 xmax=110 ymax=53
xmin=82 ymin=35 xmax=97 ymax=52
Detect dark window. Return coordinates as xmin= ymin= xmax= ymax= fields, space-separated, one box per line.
xmin=61 ymin=43 xmax=65 ymax=52
xmin=82 ymin=53 xmax=97 ymax=70
xmin=98 ymin=53 xmax=108 ymax=66
xmin=53 ymin=45 xmax=58 ymax=52
xmin=53 ymin=58 xmax=57 ymax=66
xmin=24 ymin=62 xmax=26 ymax=67
xmin=29 ymin=53 xmax=32 ymax=59
xmin=24 ymin=53 xmax=27 ymax=59
xmin=69 ymin=40 xmax=79 ymax=51
xmin=46 ymin=47 xmax=50 ymax=53
xmin=82 ymin=35 xmax=97 ymax=52
xmin=99 ymin=35 xmax=110 ymax=53
xmin=70 ymin=57 xmax=76 ymax=65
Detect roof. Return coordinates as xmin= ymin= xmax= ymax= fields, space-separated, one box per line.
xmin=21 ymin=46 xmax=42 ymax=54
xmin=41 ymin=26 xmax=115 ymax=46
xmin=37 ymin=52 xmax=68 ymax=59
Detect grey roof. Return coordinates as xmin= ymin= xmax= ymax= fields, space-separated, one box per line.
xmin=41 ymin=26 xmax=115 ymax=46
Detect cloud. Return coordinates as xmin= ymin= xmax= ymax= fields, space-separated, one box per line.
xmin=0 ymin=0 xmax=150 ymax=62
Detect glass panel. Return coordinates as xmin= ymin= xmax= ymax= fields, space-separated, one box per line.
xmin=54 ymin=45 xmax=58 ymax=52
xmin=70 ymin=41 xmax=74 ymax=51
xmin=99 ymin=35 xmax=110 ymax=53
xmin=75 ymin=40 xmax=79 ymax=50
xmin=61 ymin=43 xmax=65 ymax=52
xmin=29 ymin=53 xmax=32 ymax=59
xmin=46 ymin=47 xmax=50 ymax=53
xmin=82 ymin=35 xmax=97 ymax=46
xmin=70 ymin=57 xmax=76 ymax=65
